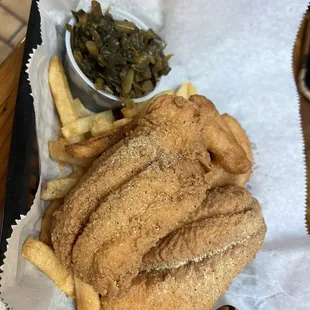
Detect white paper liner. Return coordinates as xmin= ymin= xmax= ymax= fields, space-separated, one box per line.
xmin=0 ymin=0 xmax=309 ymax=309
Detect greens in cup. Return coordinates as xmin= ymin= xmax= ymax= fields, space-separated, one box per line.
xmin=67 ymin=0 xmax=172 ymax=104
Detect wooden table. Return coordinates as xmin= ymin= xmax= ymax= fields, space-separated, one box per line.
xmin=294 ymin=12 xmax=310 ymax=230
xmin=0 ymin=41 xmax=25 ymax=208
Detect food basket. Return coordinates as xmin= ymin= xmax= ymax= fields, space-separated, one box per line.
xmin=2 ymin=2 xmax=305 ymax=310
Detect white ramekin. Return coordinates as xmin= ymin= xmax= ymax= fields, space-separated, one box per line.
xmin=65 ymin=6 xmax=161 ymax=111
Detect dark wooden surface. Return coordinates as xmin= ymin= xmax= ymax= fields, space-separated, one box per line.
xmin=294 ymin=12 xmax=310 ymax=232
xmin=0 ymin=41 xmax=25 ymax=208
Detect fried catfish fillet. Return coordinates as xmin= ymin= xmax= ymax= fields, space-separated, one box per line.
xmin=72 ymin=157 xmax=208 ymax=295
xmin=51 ymin=95 xmax=251 ymax=296
xmin=101 ymin=186 xmax=266 ymax=309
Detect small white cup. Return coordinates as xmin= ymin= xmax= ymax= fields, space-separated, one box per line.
xmin=65 ymin=6 xmax=161 ymax=111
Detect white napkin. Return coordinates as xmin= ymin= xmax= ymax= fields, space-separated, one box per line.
xmin=0 ymin=0 xmax=309 ymax=309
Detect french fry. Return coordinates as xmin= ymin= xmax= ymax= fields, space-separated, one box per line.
xmin=65 ymin=135 xmax=111 ymax=159
xmin=90 ymin=111 xmax=115 ymax=137
xmin=39 ymin=199 xmax=63 ymax=247
xmin=62 ymin=111 xmax=114 ymax=140
xmin=48 ymin=56 xmax=79 ymax=125
xmin=74 ymin=276 xmax=100 ymax=310
xmin=176 ymin=83 xmax=190 ymax=99
xmin=61 ymin=115 xmax=95 ymax=139
xmin=74 ymin=98 xmax=90 ymax=118
xmin=48 ymin=56 xmax=83 ymax=143
xmin=22 ymin=239 xmax=75 ymax=297
xmin=176 ymin=82 xmax=198 ymax=99
xmin=113 ymin=118 xmax=133 ymax=129
xmin=49 ymin=141 xmax=94 ymax=167
xmin=188 ymin=82 xmax=198 ymax=97
xmin=65 ymin=120 xmax=138 ymax=159
xmin=69 ymin=135 xmax=84 ymax=144
xmin=41 ymin=178 xmax=77 ymax=201
xmin=41 ymin=170 xmax=85 ymax=200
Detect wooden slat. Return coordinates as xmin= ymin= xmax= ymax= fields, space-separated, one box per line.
xmin=293 ymin=11 xmax=310 ymax=233
xmin=0 ymin=42 xmax=25 ymax=211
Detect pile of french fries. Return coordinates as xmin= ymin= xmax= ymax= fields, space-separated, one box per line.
xmin=42 ymin=56 xmax=197 ymax=202
xmin=22 ymin=55 xmax=198 ymax=309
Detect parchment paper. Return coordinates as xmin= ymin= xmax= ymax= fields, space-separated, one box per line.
xmin=1 ymin=0 xmax=309 ymax=309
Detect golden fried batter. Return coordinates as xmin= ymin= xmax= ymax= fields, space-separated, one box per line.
xmin=101 ymin=186 xmax=266 ymax=310
xmin=142 ymin=185 xmax=264 ymax=270
xmin=51 ymin=95 xmax=253 ymax=298
xmin=190 ymin=96 xmax=253 ymax=188
xmin=72 ymin=157 xmax=208 ymax=295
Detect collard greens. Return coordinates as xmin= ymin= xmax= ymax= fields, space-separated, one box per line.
xmin=68 ymin=0 xmax=172 ymax=102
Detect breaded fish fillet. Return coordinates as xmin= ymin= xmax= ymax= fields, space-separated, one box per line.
xmin=142 ymin=185 xmax=263 ymax=270
xmin=101 ymin=185 xmax=266 ymax=309
xmin=51 ymin=95 xmax=250 ymax=269
xmin=72 ymin=157 xmax=209 ymax=296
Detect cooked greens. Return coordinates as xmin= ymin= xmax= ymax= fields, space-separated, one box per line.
xmin=68 ymin=0 xmax=172 ymax=101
